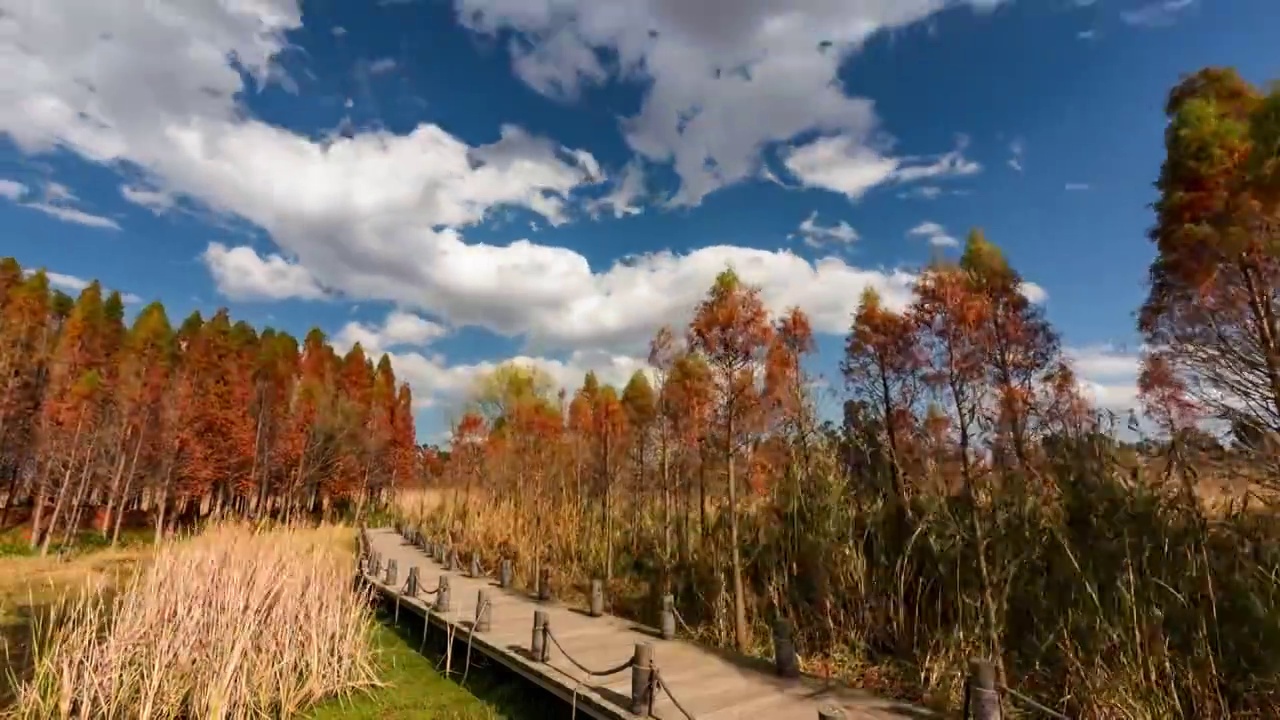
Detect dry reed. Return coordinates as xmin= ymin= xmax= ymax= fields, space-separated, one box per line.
xmin=5 ymin=522 xmax=378 ymax=720
xmin=400 ymin=444 xmax=1280 ymax=719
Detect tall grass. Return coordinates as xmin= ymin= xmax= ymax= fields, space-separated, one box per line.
xmin=400 ymin=440 xmax=1280 ymax=719
xmin=6 ymin=523 xmax=378 ymax=720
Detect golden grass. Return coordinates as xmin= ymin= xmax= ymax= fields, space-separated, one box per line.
xmin=4 ymin=522 xmax=378 ymax=720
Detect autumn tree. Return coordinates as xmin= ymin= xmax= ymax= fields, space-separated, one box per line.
xmin=1138 ymin=67 xmax=1280 ymax=446
xmin=621 ymin=370 xmax=656 ymax=551
xmin=842 ymin=287 xmax=922 ymax=502
xmin=0 ymin=257 xmax=414 ymax=545
xmin=687 ymin=267 xmax=775 ymax=653
xmin=911 ymin=261 xmax=1006 ymax=683
xmin=960 ymin=231 xmax=1061 ymax=473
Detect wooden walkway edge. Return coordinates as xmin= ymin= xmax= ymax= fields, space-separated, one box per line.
xmin=358 ymin=526 xmax=935 ymax=720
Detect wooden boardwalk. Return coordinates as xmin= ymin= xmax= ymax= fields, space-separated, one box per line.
xmin=359 ymin=527 xmax=934 ymax=720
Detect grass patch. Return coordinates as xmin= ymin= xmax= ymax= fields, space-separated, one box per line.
xmin=307 ymin=602 xmax=564 ymax=720
xmin=306 ymin=622 xmax=500 ymax=720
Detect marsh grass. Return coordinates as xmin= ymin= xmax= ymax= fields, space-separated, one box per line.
xmin=4 ymin=522 xmax=378 ymax=719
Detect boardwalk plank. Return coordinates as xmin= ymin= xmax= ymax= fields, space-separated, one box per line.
xmin=362 ymin=527 xmax=932 ymax=720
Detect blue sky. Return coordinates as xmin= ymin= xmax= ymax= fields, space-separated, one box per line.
xmin=0 ymin=0 xmax=1274 ymax=442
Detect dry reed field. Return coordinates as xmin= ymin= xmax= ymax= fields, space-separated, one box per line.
xmin=398 ymin=451 xmax=1280 ymax=720
xmin=3 ymin=523 xmax=380 ymax=720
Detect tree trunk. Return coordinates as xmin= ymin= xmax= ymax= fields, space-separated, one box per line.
xmin=40 ymin=419 xmax=89 ymax=556
xmin=102 ymin=426 xmax=135 ymax=538
xmin=725 ymin=415 xmax=748 ymax=654
xmin=153 ymin=466 xmax=172 ymax=545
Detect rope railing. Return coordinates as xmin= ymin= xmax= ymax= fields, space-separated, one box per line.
xmin=377 ymin=525 xmax=867 ymax=720
xmin=964 ymin=659 xmax=1072 ymax=720
xmin=651 ymin=666 xmax=697 ymax=720
xmin=544 ymin=627 xmax=636 ymax=678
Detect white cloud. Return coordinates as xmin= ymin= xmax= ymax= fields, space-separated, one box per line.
xmin=783 ymin=136 xmax=900 ymax=200
xmin=1066 ymin=344 xmax=1141 ymax=414
xmin=784 ymin=134 xmax=980 ymax=201
xmin=367 ymin=57 xmax=397 ymax=75
xmin=1 ymin=179 xmax=120 ymax=229
xmin=793 ymin=211 xmax=858 ymax=248
xmin=901 ymin=186 xmax=943 ymax=200
xmin=373 ymin=346 xmax=654 ymax=412
xmin=1077 ymin=29 xmax=1097 ymax=40
xmin=1120 ymin=0 xmax=1194 ymax=28
xmin=333 ymin=308 xmax=450 ymax=356
xmin=1065 ymin=182 xmax=1090 ymax=191
xmin=908 ymin=220 xmax=959 ymax=248
xmin=0 ymin=0 xmax=1051 ymax=373
xmin=453 ymin=0 xmax=1001 ymax=206
xmin=1008 ymin=138 xmax=1025 ymax=172
xmin=586 ymin=161 xmax=646 ymax=219
xmin=23 ymin=202 xmax=121 ymax=230
xmin=23 ymin=268 xmax=142 ymax=304
xmin=45 ymin=271 xmax=88 ymax=293
xmin=0 ymin=179 xmax=27 ymax=201
xmin=1018 ymin=281 xmax=1048 ymax=304
xmin=201 ymin=243 xmax=327 ymax=301
xmin=120 ymin=184 xmax=176 ymax=213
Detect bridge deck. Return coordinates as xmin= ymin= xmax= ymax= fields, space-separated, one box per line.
xmin=360 ymin=527 xmax=933 ymax=720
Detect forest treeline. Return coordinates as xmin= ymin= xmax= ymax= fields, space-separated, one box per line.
xmin=0 ymin=265 xmax=418 ymax=552
xmin=405 ymin=67 xmax=1280 ymax=718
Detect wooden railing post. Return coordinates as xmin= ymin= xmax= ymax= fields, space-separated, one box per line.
xmin=630 ymin=642 xmax=653 ymax=714
xmin=537 ymin=567 xmax=552 ymax=602
xmin=434 ymin=575 xmax=452 ymax=613
xmin=385 ymin=559 xmax=398 ymax=587
xmin=660 ymin=594 xmax=676 ymax=640
xmin=966 ymin=658 xmax=1001 ymax=720
xmin=470 ymin=552 xmax=481 ymax=578
xmin=589 ymin=579 xmax=604 ymax=617
xmin=499 ymin=558 xmax=513 ymax=589
xmin=531 ymin=610 xmax=549 ymax=662
xmin=475 ymin=590 xmax=492 ymax=632
xmin=773 ymin=618 xmax=800 ymax=678
xmin=818 ymin=705 xmax=846 ymax=720
xmin=406 ymin=566 xmax=420 ymax=597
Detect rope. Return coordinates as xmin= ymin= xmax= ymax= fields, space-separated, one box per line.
xmin=998 ymin=683 xmax=1072 ymax=720
xmin=652 ymin=666 xmax=696 ymax=720
xmin=461 ymin=597 xmax=491 ymax=684
xmin=544 ymin=629 xmax=636 ymax=677
xmin=671 ymin=606 xmax=697 ymax=635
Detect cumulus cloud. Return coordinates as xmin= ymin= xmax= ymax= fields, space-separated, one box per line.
xmin=1066 ymin=344 xmax=1141 ymax=413
xmin=0 ymin=179 xmax=27 ymax=201
xmin=585 ymin=161 xmax=646 ymax=219
xmin=783 ymin=134 xmax=980 ymax=201
xmin=346 ymin=344 xmax=652 ymax=413
xmin=201 ymin=243 xmax=327 ymax=301
xmin=1065 ymin=182 xmax=1090 ymax=191
xmin=0 ymin=0 xmax=1046 ymax=375
xmin=453 ymin=0 xmax=998 ymax=205
xmin=908 ymin=220 xmax=959 ymax=248
xmin=333 ymin=308 xmax=450 ymax=356
xmin=793 ymin=211 xmax=858 ymax=248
